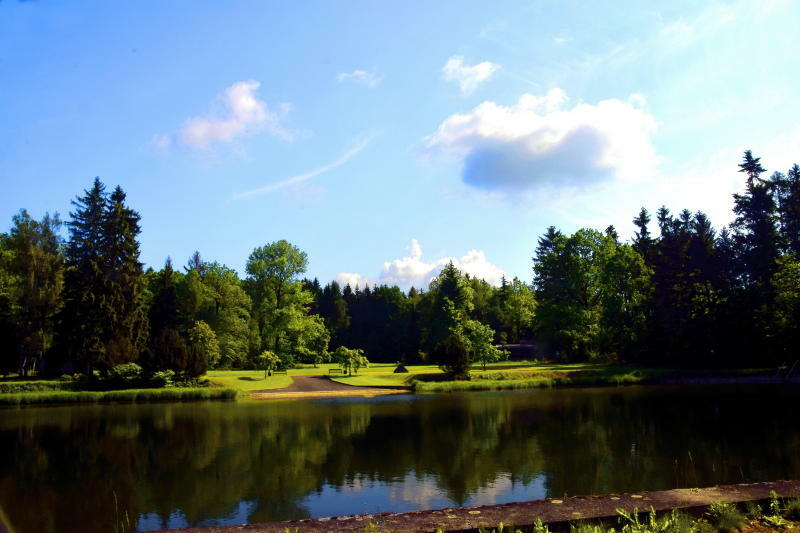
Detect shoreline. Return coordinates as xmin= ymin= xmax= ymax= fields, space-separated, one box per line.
xmin=151 ymin=480 xmax=800 ymax=532
xmin=2 ymin=371 xmax=797 ymax=407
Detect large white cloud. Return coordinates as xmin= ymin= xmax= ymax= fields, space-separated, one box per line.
xmin=154 ymin=80 xmax=293 ymax=150
xmin=420 ymin=89 xmax=659 ymax=191
xmin=441 ymin=55 xmax=499 ymax=94
xmin=336 ymin=239 xmax=505 ymax=291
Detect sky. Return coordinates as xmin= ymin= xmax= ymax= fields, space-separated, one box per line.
xmin=2 ymin=0 xmax=799 ymax=290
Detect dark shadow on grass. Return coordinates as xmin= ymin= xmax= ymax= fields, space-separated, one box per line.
xmin=237 ymin=377 xmax=264 ymax=382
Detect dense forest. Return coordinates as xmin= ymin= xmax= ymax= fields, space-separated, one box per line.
xmin=0 ymin=151 xmax=798 ymax=378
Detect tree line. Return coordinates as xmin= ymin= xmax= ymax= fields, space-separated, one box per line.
xmin=0 ymin=151 xmax=798 ymax=378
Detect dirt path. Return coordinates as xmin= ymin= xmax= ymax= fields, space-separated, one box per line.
xmin=251 ymin=375 xmax=409 ymax=399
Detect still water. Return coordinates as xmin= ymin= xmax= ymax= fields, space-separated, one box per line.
xmin=1 ymin=385 xmax=799 ymax=532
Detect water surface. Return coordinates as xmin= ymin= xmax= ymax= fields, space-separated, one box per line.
xmin=1 ymin=385 xmax=799 ymax=532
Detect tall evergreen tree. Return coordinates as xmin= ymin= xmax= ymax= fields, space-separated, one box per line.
xmin=632 ymin=207 xmax=653 ymax=262
xmin=100 ymin=185 xmax=148 ymax=367
xmin=60 ymin=178 xmax=108 ymax=375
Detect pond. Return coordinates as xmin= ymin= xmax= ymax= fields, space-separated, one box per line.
xmin=1 ymin=384 xmax=799 ymax=532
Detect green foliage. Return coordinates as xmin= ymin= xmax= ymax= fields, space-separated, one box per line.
xmin=107 ymin=363 xmax=143 ymax=382
xmin=431 ymin=332 xmax=471 ymax=379
xmin=534 ymin=228 xmax=651 ymax=362
xmin=0 ymin=387 xmax=237 ymax=405
xmin=258 ymin=350 xmax=280 ymax=377
xmin=6 ymin=209 xmax=64 ymax=375
xmin=784 ymin=498 xmax=800 ymax=521
xmin=615 ymin=507 xmax=707 ymax=533
xmin=333 ymin=346 xmax=367 ymax=375
xmin=187 ymin=320 xmax=221 ymax=369
xmin=245 ymin=240 xmax=309 ymax=356
xmin=706 ymin=502 xmax=747 ymax=533
xmin=149 ymin=369 xmax=175 ymax=387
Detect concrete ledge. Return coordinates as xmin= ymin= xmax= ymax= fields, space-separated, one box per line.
xmin=154 ymin=480 xmax=800 ymax=532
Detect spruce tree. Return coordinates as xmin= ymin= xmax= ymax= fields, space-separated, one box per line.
xmin=100 ymin=185 xmax=148 ymax=368
xmin=632 ymin=207 xmax=652 ymax=261
xmin=60 ymin=178 xmax=108 ymax=375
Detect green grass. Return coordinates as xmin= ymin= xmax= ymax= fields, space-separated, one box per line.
xmin=206 ymin=370 xmax=293 ymax=391
xmin=330 ymin=362 xmax=777 ymax=392
xmin=0 ymin=380 xmax=80 ymax=394
xmin=0 ymin=387 xmax=237 ymax=406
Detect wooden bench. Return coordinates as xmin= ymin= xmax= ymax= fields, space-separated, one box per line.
xmin=328 ymin=368 xmax=343 ymax=375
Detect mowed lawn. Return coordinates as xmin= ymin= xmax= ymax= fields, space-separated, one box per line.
xmin=206 ymin=361 xmax=617 ymax=391
xmin=205 ymin=370 xmax=292 ymax=391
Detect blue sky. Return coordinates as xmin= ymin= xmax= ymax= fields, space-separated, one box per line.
xmin=2 ymin=0 xmax=799 ymax=289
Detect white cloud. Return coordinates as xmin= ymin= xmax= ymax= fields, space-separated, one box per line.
xmin=231 ymin=135 xmax=374 ymax=200
xmin=441 ymin=55 xmax=500 ymax=94
xmin=336 ymin=239 xmax=506 ymax=291
xmin=155 ymin=80 xmax=293 ymax=150
xmin=420 ymin=89 xmax=659 ymax=192
xmin=337 ymin=69 xmax=383 ymax=88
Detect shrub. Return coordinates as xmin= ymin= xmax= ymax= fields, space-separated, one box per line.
xmin=706 ymin=502 xmax=746 ymax=533
xmin=149 ymin=369 xmax=175 ymax=387
xmin=784 ymin=499 xmax=800 ymax=520
xmin=107 ymin=363 xmax=143 ymax=383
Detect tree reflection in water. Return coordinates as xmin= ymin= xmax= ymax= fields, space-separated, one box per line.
xmin=0 ymin=385 xmax=798 ymax=533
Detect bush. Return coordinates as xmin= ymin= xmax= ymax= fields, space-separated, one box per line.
xmin=706 ymin=502 xmax=746 ymax=533
xmin=107 ymin=363 xmax=143 ymax=382
xmin=149 ymin=369 xmax=175 ymax=387
xmin=785 ymin=499 xmax=800 ymax=520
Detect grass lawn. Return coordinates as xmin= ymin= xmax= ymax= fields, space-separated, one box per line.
xmin=328 ymin=361 xmax=778 ymax=391
xmin=205 ymin=370 xmax=293 ymax=391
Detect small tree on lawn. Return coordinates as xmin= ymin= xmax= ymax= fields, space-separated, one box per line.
xmin=463 ymin=319 xmax=506 ymax=370
xmin=333 ymin=346 xmax=365 ymax=375
xmin=258 ymin=350 xmax=280 ymax=378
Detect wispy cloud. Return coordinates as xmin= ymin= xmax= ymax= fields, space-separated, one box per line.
xmin=153 ymin=80 xmax=293 ymax=150
xmin=231 ymin=135 xmax=375 ymax=201
xmin=337 ymin=69 xmax=383 ymax=88
xmin=441 ymin=55 xmax=500 ymax=94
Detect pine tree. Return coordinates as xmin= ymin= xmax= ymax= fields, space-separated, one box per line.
xmin=776 ymin=164 xmax=800 ymax=256
xmin=632 ymin=207 xmax=652 ymax=261
xmin=60 ymin=178 xmax=108 ymax=375
xmin=99 ymin=185 xmax=148 ymax=368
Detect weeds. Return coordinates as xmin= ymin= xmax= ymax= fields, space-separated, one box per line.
xmin=112 ymin=490 xmax=132 ymax=533
xmin=706 ymin=502 xmax=747 ymax=533
xmin=784 ymin=498 xmax=800 ymax=520
xmin=744 ymin=501 xmax=762 ymax=519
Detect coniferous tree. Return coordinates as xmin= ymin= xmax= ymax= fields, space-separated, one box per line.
xmin=144 ymin=258 xmax=182 ymax=372
xmin=632 ymin=207 xmax=653 ymax=262
xmin=60 ymin=178 xmax=108 ymax=375
xmin=100 ymin=185 xmax=148 ymax=367
xmin=730 ymin=151 xmax=781 ymax=361
xmin=775 ymin=164 xmax=800 ymax=256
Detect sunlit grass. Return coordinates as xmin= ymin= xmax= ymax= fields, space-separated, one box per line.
xmin=206 ymin=370 xmax=292 ymax=391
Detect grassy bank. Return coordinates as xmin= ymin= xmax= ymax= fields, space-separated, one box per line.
xmin=327 ymin=362 xmax=777 ymax=393
xmin=0 ymin=387 xmax=237 ymax=406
